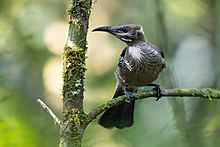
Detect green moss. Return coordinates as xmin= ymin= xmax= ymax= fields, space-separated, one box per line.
xmin=175 ymin=89 xmax=188 ymax=94
xmin=69 ymin=0 xmax=91 ymax=18
xmin=189 ymin=89 xmax=196 ymax=96
xmin=62 ymin=45 xmax=86 ymax=102
xmin=203 ymin=88 xmax=215 ymax=101
xmin=176 ymin=89 xmax=183 ymax=94
xmin=60 ymin=0 xmax=92 ymax=146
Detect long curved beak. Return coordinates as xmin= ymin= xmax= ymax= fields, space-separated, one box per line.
xmin=92 ymin=26 xmax=112 ymax=32
xmin=92 ymin=25 xmax=132 ymax=42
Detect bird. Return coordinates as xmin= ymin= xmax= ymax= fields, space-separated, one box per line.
xmin=92 ymin=24 xmax=166 ymax=129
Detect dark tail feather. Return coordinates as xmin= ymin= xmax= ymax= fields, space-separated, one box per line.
xmin=98 ymin=87 xmax=135 ymax=129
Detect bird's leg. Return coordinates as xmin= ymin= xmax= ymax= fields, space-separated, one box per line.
xmin=123 ymin=87 xmax=134 ymax=102
xmin=147 ymin=84 xmax=162 ymax=101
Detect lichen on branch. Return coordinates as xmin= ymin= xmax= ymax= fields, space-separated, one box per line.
xmin=87 ymin=88 xmax=220 ymax=124
xmin=60 ymin=0 xmax=92 ymax=147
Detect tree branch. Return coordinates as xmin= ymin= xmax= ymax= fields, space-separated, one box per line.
xmin=60 ymin=0 xmax=92 ymax=146
xmin=37 ymin=99 xmax=61 ymax=126
xmin=87 ymin=88 xmax=220 ymax=123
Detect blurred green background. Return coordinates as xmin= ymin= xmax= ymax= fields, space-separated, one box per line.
xmin=1 ymin=0 xmax=220 ymax=147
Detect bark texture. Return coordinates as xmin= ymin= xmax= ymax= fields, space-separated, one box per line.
xmin=60 ymin=0 xmax=92 ymax=147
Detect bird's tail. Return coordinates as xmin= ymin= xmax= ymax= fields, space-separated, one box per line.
xmin=98 ymin=87 xmax=135 ymax=129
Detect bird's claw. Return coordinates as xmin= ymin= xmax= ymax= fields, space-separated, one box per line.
xmin=124 ymin=88 xmax=134 ymax=102
xmin=152 ymin=85 xmax=162 ymax=101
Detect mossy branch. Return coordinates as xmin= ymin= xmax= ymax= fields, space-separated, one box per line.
xmin=87 ymin=88 xmax=220 ymax=123
xmin=60 ymin=0 xmax=92 ymax=147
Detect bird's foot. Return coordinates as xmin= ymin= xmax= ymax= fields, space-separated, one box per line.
xmin=152 ymin=84 xmax=162 ymax=101
xmin=124 ymin=88 xmax=134 ymax=102
xmin=147 ymin=84 xmax=163 ymax=101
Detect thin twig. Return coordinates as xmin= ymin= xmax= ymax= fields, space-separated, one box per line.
xmin=37 ymin=99 xmax=61 ymax=126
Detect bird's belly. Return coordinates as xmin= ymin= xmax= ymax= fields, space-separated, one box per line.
xmin=126 ymin=67 xmax=161 ymax=87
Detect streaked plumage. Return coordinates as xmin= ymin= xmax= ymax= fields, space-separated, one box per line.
xmin=92 ymin=24 xmax=165 ymax=129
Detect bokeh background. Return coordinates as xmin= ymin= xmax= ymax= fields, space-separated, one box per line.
xmin=1 ymin=0 xmax=220 ymax=146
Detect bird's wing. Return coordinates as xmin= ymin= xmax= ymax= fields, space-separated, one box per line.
xmin=118 ymin=47 xmax=128 ymax=66
xmin=147 ymin=42 xmax=166 ymax=68
xmin=147 ymin=42 xmax=165 ymax=58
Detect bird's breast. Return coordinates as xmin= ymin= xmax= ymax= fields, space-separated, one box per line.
xmin=117 ymin=47 xmax=164 ymax=87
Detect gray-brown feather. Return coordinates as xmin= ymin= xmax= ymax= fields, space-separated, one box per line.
xmin=116 ymin=41 xmax=165 ymax=88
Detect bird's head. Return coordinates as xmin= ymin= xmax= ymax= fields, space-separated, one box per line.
xmin=92 ymin=24 xmax=146 ymax=44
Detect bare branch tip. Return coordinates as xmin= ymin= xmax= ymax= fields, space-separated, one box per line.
xmin=37 ymin=99 xmax=61 ymax=126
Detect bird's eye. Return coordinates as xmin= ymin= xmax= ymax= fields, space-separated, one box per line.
xmin=137 ymin=31 xmax=142 ymax=36
xmin=121 ymin=28 xmax=128 ymax=33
